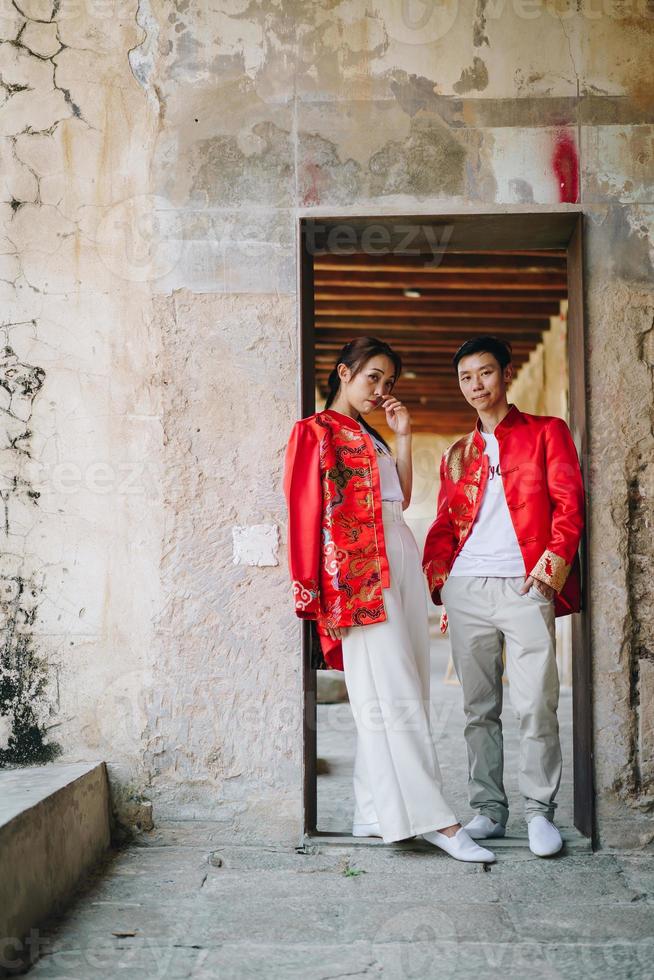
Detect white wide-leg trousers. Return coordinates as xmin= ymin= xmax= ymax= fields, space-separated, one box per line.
xmin=341 ymin=501 xmax=458 ymax=843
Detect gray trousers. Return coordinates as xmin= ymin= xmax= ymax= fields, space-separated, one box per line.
xmin=441 ymin=575 xmax=561 ymax=825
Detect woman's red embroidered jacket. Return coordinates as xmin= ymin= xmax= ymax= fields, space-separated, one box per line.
xmin=283 ymin=409 xmax=391 ymax=670
xmin=422 ymin=405 xmax=585 ymax=617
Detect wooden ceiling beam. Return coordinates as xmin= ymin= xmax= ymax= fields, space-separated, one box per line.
xmin=315 ymin=346 xmax=536 ymax=355
xmin=315 ymin=343 xmax=537 ymax=352
xmin=315 ymin=352 xmax=535 ymax=363
xmin=314 ymin=266 xmax=567 ymax=276
xmin=315 ymin=321 xmax=550 ymax=335
xmin=315 ymin=336 xmax=540 ymax=347
xmin=316 ymin=301 xmax=560 ymax=317
xmin=314 ymin=254 xmax=567 ymax=272
xmin=316 ymin=319 xmax=556 ymax=334
xmin=315 ymin=349 xmax=536 ymax=359
xmin=314 ymin=280 xmax=567 ymax=295
xmin=315 ymin=292 xmax=565 ymax=304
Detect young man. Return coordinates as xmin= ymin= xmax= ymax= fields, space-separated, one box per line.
xmin=422 ymin=336 xmax=585 ymax=857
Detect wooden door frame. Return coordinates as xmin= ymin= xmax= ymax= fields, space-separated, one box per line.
xmin=566 ymin=218 xmax=594 ymax=840
xmin=296 ymin=210 xmax=594 ymax=843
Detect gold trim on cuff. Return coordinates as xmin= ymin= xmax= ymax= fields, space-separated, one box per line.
xmin=425 ymin=559 xmax=449 ymax=596
xmin=530 ymin=550 xmax=571 ymax=593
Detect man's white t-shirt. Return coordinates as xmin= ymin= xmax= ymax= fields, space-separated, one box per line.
xmin=449 ymin=429 xmax=525 ymax=577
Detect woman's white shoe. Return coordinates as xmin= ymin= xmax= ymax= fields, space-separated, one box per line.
xmin=422 ymin=827 xmax=496 ymax=863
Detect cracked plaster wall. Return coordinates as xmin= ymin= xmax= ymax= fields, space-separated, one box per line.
xmin=1 ymin=0 xmax=653 ymax=845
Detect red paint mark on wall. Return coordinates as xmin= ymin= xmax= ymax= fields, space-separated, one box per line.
xmin=552 ymin=130 xmax=579 ymax=204
xmin=302 ymin=162 xmax=322 ymax=207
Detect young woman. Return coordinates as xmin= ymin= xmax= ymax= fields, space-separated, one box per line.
xmin=283 ymin=337 xmax=495 ymax=863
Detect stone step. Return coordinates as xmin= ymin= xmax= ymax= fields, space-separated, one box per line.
xmin=0 ymin=762 xmax=111 ymax=977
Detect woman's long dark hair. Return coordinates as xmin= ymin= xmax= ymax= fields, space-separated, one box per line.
xmin=324 ymin=337 xmax=402 ymax=450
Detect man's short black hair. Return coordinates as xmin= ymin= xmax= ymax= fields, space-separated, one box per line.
xmin=452 ymin=336 xmax=513 ymax=373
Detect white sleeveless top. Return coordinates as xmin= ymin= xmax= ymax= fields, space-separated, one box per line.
xmin=360 ymin=424 xmax=404 ymax=502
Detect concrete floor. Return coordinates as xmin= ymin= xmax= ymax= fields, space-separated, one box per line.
xmin=15 ymin=638 xmax=654 ymax=979
xmin=16 ymin=821 xmax=654 ymax=978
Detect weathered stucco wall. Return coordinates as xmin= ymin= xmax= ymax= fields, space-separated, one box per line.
xmin=0 ymin=3 xmax=162 ymax=790
xmin=508 ymin=315 xmax=568 ymax=420
xmin=0 ymin=0 xmax=652 ymax=846
xmin=143 ymin=290 xmax=301 ymax=833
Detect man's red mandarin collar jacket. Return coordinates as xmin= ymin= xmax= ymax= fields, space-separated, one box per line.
xmin=283 ymin=409 xmax=391 ymax=671
xmin=422 ymin=405 xmax=585 ymax=618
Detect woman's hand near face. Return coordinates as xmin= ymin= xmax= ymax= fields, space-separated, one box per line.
xmin=381 ymin=395 xmax=411 ymax=436
xmin=379 ymin=394 xmax=413 ymax=507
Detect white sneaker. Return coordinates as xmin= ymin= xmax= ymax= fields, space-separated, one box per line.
xmin=528 ymin=815 xmax=563 ymax=856
xmin=423 ymin=827 xmax=496 ymax=863
xmin=464 ymin=814 xmax=506 ymax=839
xmin=352 ymin=821 xmax=382 ymax=838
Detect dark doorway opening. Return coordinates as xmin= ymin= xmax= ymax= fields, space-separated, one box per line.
xmin=297 ymin=212 xmax=592 ymax=844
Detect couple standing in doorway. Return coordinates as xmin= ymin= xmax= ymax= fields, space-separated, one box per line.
xmin=284 ymin=336 xmax=585 ymax=863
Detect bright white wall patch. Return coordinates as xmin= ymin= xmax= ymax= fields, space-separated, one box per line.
xmin=232 ymin=524 xmax=279 ymax=567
